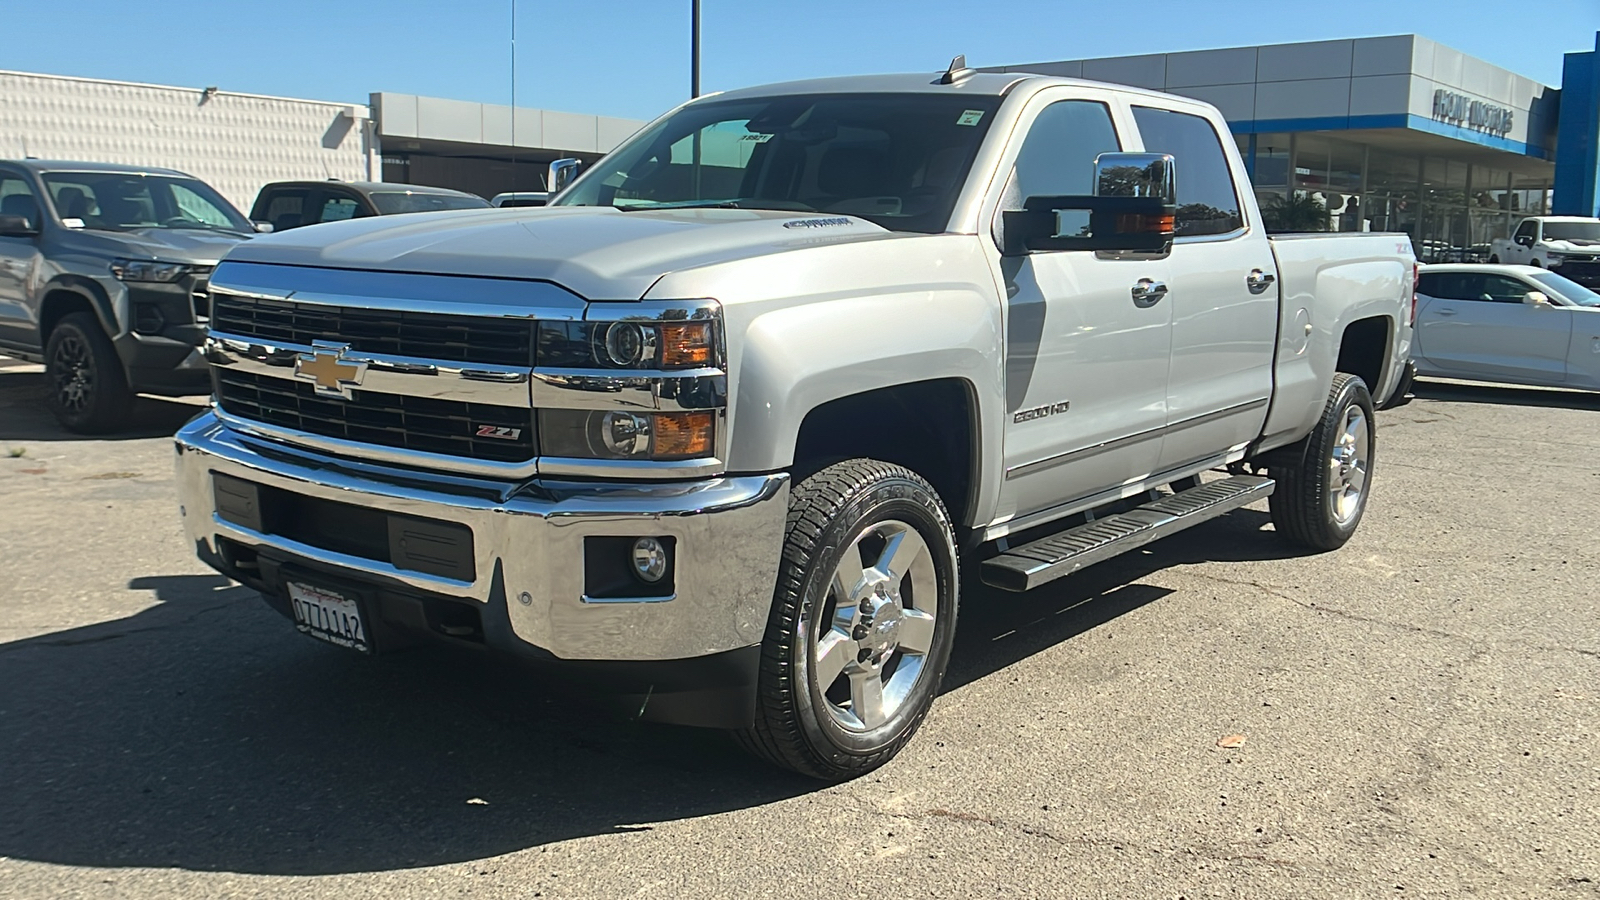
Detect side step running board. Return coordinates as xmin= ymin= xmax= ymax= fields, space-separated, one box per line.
xmin=980 ymin=475 xmax=1275 ymax=592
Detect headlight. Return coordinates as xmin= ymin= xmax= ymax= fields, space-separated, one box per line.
xmin=540 ymin=409 xmax=716 ymax=460
xmin=1546 ymin=253 xmax=1568 ymax=264
xmin=537 ymin=319 xmax=718 ymax=370
xmin=110 ymin=258 xmax=194 ymax=282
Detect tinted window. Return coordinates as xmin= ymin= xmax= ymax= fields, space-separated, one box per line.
xmin=320 ymin=196 xmax=361 ymax=222
xmin=40 ymin=173 xmax=249 ymax=233
xmin=1514 ymin=220 xmax=1537 ymax=241
xmin=1131 ymin=106 xmax=1243 ymax=236
xmin=1011 ymin=100 xmax=1120 ymax=200
xmin=261 ymin=189 xmax=311 ymax=231
xmin=368 ymin=192 xmax=490 ymax=215
xmin=0 ymin=173 xmax=39 ymax=227
xmin=1421 ymin=272 xmax=1535 ymax=303
xmin=1542 ymin=221 xmax=1600 ymax=242
xmin=1528 ymin=271 xmax=1600 ymax=306
xmin=554 ymin=93 xmax=1003 ymax=234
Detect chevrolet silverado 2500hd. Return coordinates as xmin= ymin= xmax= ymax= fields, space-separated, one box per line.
xmin=174 ymin=63 xmax=1414 ymax=780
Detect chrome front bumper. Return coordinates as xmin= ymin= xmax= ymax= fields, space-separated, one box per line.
xmin=174 ymin=412 xmax=788 ymax=662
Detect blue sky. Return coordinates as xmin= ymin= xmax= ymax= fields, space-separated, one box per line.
xmin=4 ymin=1 xmax=1597 ymax=122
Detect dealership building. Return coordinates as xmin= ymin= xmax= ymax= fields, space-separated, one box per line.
xmin=987 ymin=32 xmax=1600 ymax=261
xmin=0 ymin=69 xmax=645 ymax=212
xmin=1 ymin=30 xmax=1597 ymax=260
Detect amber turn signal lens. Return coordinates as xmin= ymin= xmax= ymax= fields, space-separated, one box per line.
xmin=1116 ymin=213 xmax=1176 ymax=235
xmin=651 ymin=411 xmax=715 ymax=458
xmin=658 ymin=321 xmax=714 ymax=367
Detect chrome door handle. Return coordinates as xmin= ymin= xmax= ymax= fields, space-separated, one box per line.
xmin=1131 ymin=278 xmax=1167 ymax=307
xmin=1246 ymin=269 xmax=1276 ymax=294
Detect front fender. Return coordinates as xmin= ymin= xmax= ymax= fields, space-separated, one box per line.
xmin=645 ymin=234 xmax=1007 ymax=526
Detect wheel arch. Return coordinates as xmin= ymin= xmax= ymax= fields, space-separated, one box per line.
xmin=40 ymin=277 xmax=114 ymax=339
xmin=1335 ymin=314 xmax=1393 ymax=398
xmin=787 ymin=378 xmax=982 ymax=531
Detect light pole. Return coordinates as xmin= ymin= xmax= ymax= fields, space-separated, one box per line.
xmin=691 ymin=0 xmax=701 ymax=98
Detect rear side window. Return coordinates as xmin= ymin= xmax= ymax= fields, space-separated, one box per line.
xmin=1010 ymin=100 xmax=1121 ymax=200
xmin=1131 ymin=106 xmax=1243 ymax=237
xmin=1420 ymin=272 xmax=1530 ymax=302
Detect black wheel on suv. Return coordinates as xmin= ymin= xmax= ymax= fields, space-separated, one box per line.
xmin=1268 ymin=373 xmax=1375 ymax=551
xmin=45 ymin=311 xmax=134 ymax=434
xmin=735 ymin=459 xmax=959 ymax=781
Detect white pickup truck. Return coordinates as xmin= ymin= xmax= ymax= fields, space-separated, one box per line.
xmin=174 ymin=62 xmax=1414 ymax=779
xmin=1490 ymin=216 xmax=1600 ymax=287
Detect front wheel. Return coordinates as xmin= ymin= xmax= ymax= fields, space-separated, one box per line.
xmin=735 ymin=459 xmax=959 ymax=781
xmin=1488 ymin=254 xmax=1500 ymax=264
xmin=1268 ymin=373 xmax=1375 ymax=551
xmin=45 ymin=311 xmax=134 ymax=434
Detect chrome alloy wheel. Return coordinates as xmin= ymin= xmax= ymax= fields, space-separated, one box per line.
xmin=1328 ymin=404 xmax=1370 ymax=525
xmin=811 ymin=519 xmax=939 ymax=732
xmin=51 ymin=334 xmax=94 ymax=414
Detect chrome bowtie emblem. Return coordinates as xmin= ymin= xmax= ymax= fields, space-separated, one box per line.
xmin=293 ymin=341 xmax=367 ymax=399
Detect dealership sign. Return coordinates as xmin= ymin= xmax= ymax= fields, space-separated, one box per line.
xmin=1432 ymin=89 xmax=1514 ymax=136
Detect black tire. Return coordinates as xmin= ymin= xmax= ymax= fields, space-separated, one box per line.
xmin=735 ymin=459 xmax=959 ymax=781
xmin=45 ymin=311 xmax=134 ymax=434
xmin=1488 ymin=255 xmax=1499 ymax=264
xmin=1378 ymin=359 xmax=1415 ymax=410
xmin=1268 ymin=373 xmax=1375 ymax=551
xmin=1530 ymin=259 xmax=1542 ymax=268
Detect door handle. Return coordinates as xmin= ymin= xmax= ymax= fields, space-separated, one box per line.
xmin=1436 ymin=308 xmax=1457 ymax=316
xmin=1131 ymin=278 xmax=1167 ymax=307
xmin=1246 ymin=269 xmax=1276 ymax=294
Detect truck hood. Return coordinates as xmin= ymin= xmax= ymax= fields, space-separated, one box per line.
xmin=221 ymin=206 xmax=898 ymax=300
xmin=85 ymin=225 xmax=253 ymax=265
xmin=1546 ymin=239 xmax=1600 ymax=251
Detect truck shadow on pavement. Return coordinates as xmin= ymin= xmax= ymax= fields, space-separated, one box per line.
xmin=1411 ymin=378 xmax=1600 ymax=412
xmin=0 ymin=510 xmax=1299 ymax=876
xmin=0 ymin=369 xmax=204 ymax=442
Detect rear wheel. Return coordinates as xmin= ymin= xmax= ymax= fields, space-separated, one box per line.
xmin=1269 ymin=373 xmax=1375 ymax=551
xmin=735 ymin=459 xmax=959 ymax=781
xmin=45 ymin=312 xmax=134 ymax=434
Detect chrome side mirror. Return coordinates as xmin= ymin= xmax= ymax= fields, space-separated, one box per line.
xmin=252 ymin=220 xmax=274 ymax=233
xmin=1523 ymin=290 xmax=1550 ymax=306
xmin=549 ymin=158 xmax=582 ymax=195
xmin=1094 ymin=152 xmax=1177 ymax=203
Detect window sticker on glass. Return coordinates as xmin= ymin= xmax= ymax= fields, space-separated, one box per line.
xmin=738 ymin=133 xmax=775 ymax=143
xmin=62 ymin=217 xmax=85 ymax=229
xmin=957 ymin=110 xmax=985 ymax=126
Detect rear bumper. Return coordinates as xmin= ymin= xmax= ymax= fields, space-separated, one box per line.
xmin=175 ymin=412 xmax=789 ymax=721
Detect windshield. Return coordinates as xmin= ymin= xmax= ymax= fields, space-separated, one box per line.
xmin=368 ymin=192 xmax=490 ymax=215
xmin=1542 ymin=221 xmax=1600 ymax=242
xmin=42 ymin=172 xmax=251 ymax=233
xmin=1528 ymin=271 xmax=1600 ymax=307
xmin=552 ymin=93 xmax=1002 ymax=234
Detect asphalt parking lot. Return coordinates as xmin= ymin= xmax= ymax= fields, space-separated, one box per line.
xmin=2 ymin=360 xmax=1597 ymax=899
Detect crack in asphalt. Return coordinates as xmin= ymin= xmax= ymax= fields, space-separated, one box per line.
xmin=826 ymin=799 xmax=1300 ymax=869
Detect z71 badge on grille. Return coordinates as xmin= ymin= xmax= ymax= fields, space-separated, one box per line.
xmin=475 ymin=425 xmax=523 ymax=440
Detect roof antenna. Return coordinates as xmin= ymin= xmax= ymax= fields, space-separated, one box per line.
xmin=938 ymin=54 xmax=974 ymax=85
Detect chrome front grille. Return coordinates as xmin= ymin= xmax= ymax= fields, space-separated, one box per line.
xmin=211 ymin=294 xmax=534 ymax=367
xmin=214 ymin=368 xmax=536 ymax=463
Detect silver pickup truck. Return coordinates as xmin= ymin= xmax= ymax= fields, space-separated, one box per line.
xmin=174 ymin=64 xmax=1414 ymax=779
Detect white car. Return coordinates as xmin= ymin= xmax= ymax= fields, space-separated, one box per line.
xmin=489 ymin=191 xmax=548 ymax=208
xmin=1414 ymin=264 xmax=1600 ymax=390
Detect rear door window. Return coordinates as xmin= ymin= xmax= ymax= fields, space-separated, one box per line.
xmin=1130 ymin=106 xmax=1243 ymax=237
xmin=317 ymin=193 xmax=362 ymax=223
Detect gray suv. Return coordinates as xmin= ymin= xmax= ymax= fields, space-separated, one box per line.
xmin=0 ymin=160 xmax=254 ymax=432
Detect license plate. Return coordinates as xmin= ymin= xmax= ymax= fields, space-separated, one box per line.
xmin=288 ymin=581 xmax=370 ymax=653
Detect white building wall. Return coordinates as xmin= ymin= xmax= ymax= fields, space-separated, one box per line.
xmin=0 ymin=70 xmax=369 ymax=212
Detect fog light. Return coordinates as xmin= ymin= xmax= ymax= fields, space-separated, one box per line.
xmin=133 ymin=303 xmax=165 ymax=334
xmin=631 ymin=537 xmax=668 ymax=583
